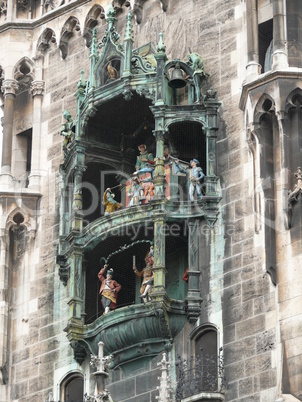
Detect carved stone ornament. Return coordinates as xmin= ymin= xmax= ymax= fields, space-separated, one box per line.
xmin=17 ymin=0 xmax=28 ymax=10
xmin=135 ymin=86 xmax=156 ymax=103
xmin=70 ymin=341 xmax=88 ymax=365
xmin=0 ymin=0 xmax=7 ymax=16
xmin=44 ymin=0 xmax=63 ymax=10
xmin=1 ymin=79 xmax=19 ymax=96
xmin=286 ymin=166 xmax=302 ymax=229
xmin=122 ymin=88 xmax=132 ymax=101
xmin=31 ymin=81 xmax=45 ymax=97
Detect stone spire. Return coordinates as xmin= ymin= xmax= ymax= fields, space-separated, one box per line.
xmin=156 ymin=352 xmax=173 ymax=402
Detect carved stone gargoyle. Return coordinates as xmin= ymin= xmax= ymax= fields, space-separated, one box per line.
xmin=285 ymin=166 xmax=302 ymax=229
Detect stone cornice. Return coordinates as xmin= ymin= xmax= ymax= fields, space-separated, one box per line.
xmin=239 ymin=68 xmax=302 ymax=111
xmin=0 ymin=0 xmax=90 ymax=34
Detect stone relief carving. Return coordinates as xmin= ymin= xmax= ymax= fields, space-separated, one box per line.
xmin=0 ymin=0 xmax=7 ymax=16
xmin=44 ymin=0 xmax=63 ymax=10
xmin=286 ymin=166 xmax=302 ymax=229
xmin=17 ymin=0 xmax=28 ymax=11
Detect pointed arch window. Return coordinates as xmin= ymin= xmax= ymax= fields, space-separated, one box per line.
xmin=60 ymin=372 xmax=84 ymax=402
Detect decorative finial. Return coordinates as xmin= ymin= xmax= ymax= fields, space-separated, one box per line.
xmin=125 ymin=11 xmax=134 ymax=42
xmin=156 ymin=33 xmax=166 ymax=54
xmin=90 ymin=28 xmax=98 ymax=58
xmin=106 ymin=3 xmax=117 ymax=30
xmin=77 ymin=69 xmax=86 ymax=90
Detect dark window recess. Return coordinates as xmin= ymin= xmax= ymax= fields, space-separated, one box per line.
xmin=168 ymin=121 xmax=206 ymax=174
xmin=61 ymin=375 xmax=84 ymax=402
xmin=65 ymin=377 xmax=84 ymax=402
xmin=18 ymin=128 xmax=32 ymax=173
xmin=176 ymin=328 xmax=226 ymax=400
xmin=258 ymin=19 xmax=273 ymax=73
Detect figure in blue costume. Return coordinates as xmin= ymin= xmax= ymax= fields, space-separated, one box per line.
xmin=128 ymin=177 xmax=144 ymax=207
xmin=174 ymin=158 xmax=205 ymax=201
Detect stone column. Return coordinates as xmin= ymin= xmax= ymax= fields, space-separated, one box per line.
xmin=152 ymin=212 xmax=167 ymax=302
xmin=0 ymin=79 xmax=18 ymax=188
xmin=246 ymin=0 xmax=261 ymax=79
xmin=276 ymin=111 xmax=291 ymax=229
xmin=185 ymin=220 xmax=202 ymax=323
xmin=0 ymin=232 xmax=9 ymax=385
xmin=272 ymin=0 xmax=288 ymax=69
xmin=68 ymin=249 xmax=84 ymax=322
xmin=154 ymin=33 xmax=167 ymax=106
xmin=6 ymin=0 xmax=14 ymax=21
xmin=153 ymin=130 xmax=166 ymax=198
xmin=71 ymin=166 xmax=85 ymax=232
xmin=205 ymin=120 xmax=218 ymax=196
xmin=123 ymin=11 xmax=133 ymax=78
xmin=28 ymin=80 xmax=45 ymax=191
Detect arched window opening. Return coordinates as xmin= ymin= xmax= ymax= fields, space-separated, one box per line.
xmin=15 ymin=128 xmax=32 ymax=186
xmin=9 ymin=223 xmax=27 ymax=270
xmin=176 ymin=325 xmax=226 ymax=399
xmin=84 ymin=226 xmax=188 ymax=324
xmin=167 ymin=121 xmax=206 ymax=201
xmin=82 ymin=162 xmax=123 ymax=224
xmin=259 ymin=19 xmax=273 ymax=73
xmin=60 ymin=372 xmax=84 ymax=402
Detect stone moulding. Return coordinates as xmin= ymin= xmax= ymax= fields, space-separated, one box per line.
xmin=181 ymin=392 xmax=225 ymax=402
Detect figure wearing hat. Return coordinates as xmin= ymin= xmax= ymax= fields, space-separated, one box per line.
xmin=98 ymin=264 xmax=121 ymax=314
xmin=135 ymin=144 xmax=155 ymax=174
xmin=103 ymin=188 xmax=122 ymax=215
xmin=174 ymin=158 xmax=205 ymax=201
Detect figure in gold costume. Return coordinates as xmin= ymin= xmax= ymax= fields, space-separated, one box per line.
xmin=103 ymin=188 xmax=122 ymax=215
xmin=133 ymin=247 xmax=154 ymax=303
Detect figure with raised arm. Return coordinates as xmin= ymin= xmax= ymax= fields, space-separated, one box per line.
xmin=174 ymin=158 xmax=205 ymax=201
xmin=103 ymin=188 xmax=122 ymax=215
xmin=133 ymin=251 xmax=154 ymax=303
xmin=98 ymin=264 xmax=121 ymax=314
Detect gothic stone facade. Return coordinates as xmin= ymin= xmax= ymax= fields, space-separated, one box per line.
xmin=0 ymin=0 xmax=302 ymax=401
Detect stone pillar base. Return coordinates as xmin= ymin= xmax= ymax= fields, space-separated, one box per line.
xmin=245 ymin=61 xmax=261 ymax=82
xmin=0 ymin=173 xmax=13 ymax=191
xmin=272 ymin=51 xmax=289 ymax=70
xmin=27 ymin=173 xmax=42 ymax=192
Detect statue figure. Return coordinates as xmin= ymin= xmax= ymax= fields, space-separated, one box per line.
xmin=103 ymin=188 xmax=122 ymax=215
xmin=128 ymin=177 xmax=144 ymax=206
xmin=135 ymin=144 xmax=155 ymax=174
xmin=107 ymin=61 xmax=118 ymax=79
xmin=60 ymin=110 xmax=74 ymax=151
xmin=187 ymin=52 xmax=207 ymax=103
xmin=143 ymin=182 xmax=155 ymax=198
xmin=133 ymin=252 xmax=154 ymax=303
xmin=174 ymin=158 xmax=205 ymax=201
xmin=98 ymin=264 xmax=121 ymax=314
xmin=147 ymin=245 xmax=154 ymax=265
